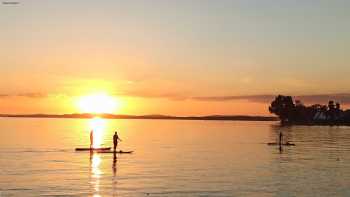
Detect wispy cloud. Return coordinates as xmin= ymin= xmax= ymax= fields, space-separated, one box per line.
xmin=295 ymin=94 xmax=350 ymax=105
xmin=191 ymin=95 xmax=274 ymax=103
xmin=2 ymin=91 xmax=350 ymax=105
xmin=0 ymin=94 xmax=11 ymax=98
xmin=16 ymin=93 xmax=48 ymax=98
xmin=110 ymin=91 xmax=350 ymax=105
xmin=114 ymin=91 xmax=350 ymax=105
xmin=192 ymin=94 xmax=350 ymax=105
xmin=0 ymin=92 xmax=48 ymax=98
xmin=113 ymin=90 xmax=188 ymax=101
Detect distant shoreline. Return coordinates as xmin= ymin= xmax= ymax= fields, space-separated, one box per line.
xmin=0 ymin=113 xmax=278 ymax=121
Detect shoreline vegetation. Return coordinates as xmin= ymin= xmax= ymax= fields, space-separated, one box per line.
xmin=269 ymin=95 xmax=350 ymax=126
xmin=0 ymin=113 xmax=278 ymax=121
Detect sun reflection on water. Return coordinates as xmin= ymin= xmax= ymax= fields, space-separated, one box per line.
xmin=91 ymin=154 xmax=102 ymax=177
xmin=89 ymin=117 xmax=107 ymax=148
xmin=90 ymin=153 xmax=102 ymax=196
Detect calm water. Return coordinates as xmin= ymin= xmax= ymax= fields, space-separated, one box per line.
xmin=0 ymin=118 xmax=350 ymax=196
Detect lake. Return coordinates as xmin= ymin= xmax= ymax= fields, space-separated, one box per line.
xmin=0 ymin=118 xmax=350 ymax=196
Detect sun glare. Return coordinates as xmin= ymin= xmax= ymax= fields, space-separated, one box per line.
xmin=77 ymin=93 xmax=119 ymax=114
xmin=89 ymin=117 xmax=107 ymax=148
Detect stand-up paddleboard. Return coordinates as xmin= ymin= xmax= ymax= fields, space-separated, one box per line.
xmin=75 ymin=147 xmax=111 ymax=151
xmin=96 ymin=150 xmax=133 ymax=154
xmin=267 ymin=142 xmax=295 ymax=146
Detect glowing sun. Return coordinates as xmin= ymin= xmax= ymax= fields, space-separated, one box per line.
xmin=77 ymin=93 xmax=119 ymax=114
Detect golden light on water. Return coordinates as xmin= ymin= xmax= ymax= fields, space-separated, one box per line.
xmin=90 ymin=154 xmax=102 ymax=196
xmin=91 ymin=154 xmax=102 ymax=177
xmin=77 ymin=93 xmax=120 ymax=114
xmin=89 ymin=118 xmax=107 ymax=148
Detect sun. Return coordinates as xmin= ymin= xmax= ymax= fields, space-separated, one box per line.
xmin=77 ymin=93 xmax=119 ymax=114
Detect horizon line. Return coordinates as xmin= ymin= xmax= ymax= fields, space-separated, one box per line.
xmin=0 ymin=113 xmax=278 ymax=121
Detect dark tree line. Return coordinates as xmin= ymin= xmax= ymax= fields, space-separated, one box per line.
xmin=269 ymin=95 xmax=350 ymax=125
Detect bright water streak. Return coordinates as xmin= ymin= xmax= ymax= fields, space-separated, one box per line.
xmin=0 ymin=118 xmax=350 ymax=196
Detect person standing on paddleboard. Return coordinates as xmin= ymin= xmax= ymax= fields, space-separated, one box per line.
xmin=90 ymin=130 xmax=94 ymax=149
xmin=279 ymin=131 xmax=283 ymax=152
xmin=113 ymin=131 xmax=122 ymax=151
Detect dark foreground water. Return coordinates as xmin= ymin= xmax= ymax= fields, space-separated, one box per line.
xmin=0 ymin=118 xmax=350 ymax=196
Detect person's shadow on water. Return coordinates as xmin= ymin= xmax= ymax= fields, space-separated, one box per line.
xmin=112 ymin=152 xmax=118 ymax=197
xmin=113 ymin=152 xmax=117 ymax=176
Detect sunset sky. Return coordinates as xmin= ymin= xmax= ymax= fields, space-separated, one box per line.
xmin=1 ymin=0 xmax=350 ymax=115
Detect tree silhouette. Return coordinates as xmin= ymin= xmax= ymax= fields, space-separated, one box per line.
xmin=269 ymin=95 xmax=349 ymax=125
xmin=269 ymin=95 xmax=295 ymax=123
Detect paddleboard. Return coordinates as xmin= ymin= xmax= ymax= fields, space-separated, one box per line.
xmin=267 ymin=142 xmax=295 ymax=146
xmin=96 ymin=150 xmax=133 ymax=154
xmin=75 ymin=147 xmax=111 ymax=151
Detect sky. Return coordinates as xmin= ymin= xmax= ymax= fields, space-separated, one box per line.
xmin=1 ymin=0 xmax=350 ymax=115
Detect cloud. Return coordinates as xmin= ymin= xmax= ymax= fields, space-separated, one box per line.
xmin=16 ymin=93 xmax=48 ymax=98
xmin=0 ymin=94 xmax=11 ymax=98
xmin=113 ymin=90 xmax=188 ymax=101
xmin=192 ymin=93 xmax=350 ymax=105
xmin=295 ymin=94 xmax=350 ymax=105
xmin=191 ymin=95 xmax=274 ymax=103
xmin=0 ymin=92 xmax=48 ymax=98
xmin=112 ymin=91 xmax=350 ymax=105
xmin=2 ymin=91 xmax=350 ymax=105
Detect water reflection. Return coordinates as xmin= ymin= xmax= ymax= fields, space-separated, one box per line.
xmin=113 ymin=152 xmax=117 ymax=176
xmin=3 ymin=119 xmax=350 ymax=196
xmin=270 ymin=125 xmax=294 ymax=143
xmin=89 ymin=118 xmax=107 ymax=148
xmin=89 ymin=152 xmax=118 ymax=196
xmin=87 ymin=118 xmax=119 ymax=196
xmin=90 ymin=153 xmax=102 ymax=196
xmin=269 ymin=125 xmax=295 ymax=153
xmin=112 ymin=152 xmax=118 ymax=196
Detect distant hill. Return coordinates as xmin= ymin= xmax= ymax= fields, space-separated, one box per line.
xmin=0 ymin=113 xmax=278 ymax=121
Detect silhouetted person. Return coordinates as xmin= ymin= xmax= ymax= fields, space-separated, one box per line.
xmin=279 ymin=132 xmax=283 ymax=152
xmin=89 ymin=149 xmax=93 ymax=160
xmin=113 ymin=131 xmax=122 ymax=151
xmin=90 ymin=130 xmax=94 ymax=149
xmin=279 ymin=132 xmax=283 ymax=145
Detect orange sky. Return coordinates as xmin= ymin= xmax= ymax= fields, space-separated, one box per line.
xmin=0 ymin=94 xmax=269 ymax=116
xmin=1 ymin=1 xmax=349 ymax=115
